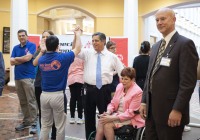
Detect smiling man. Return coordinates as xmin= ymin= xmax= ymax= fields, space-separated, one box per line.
xmin=140 ymin=8 xmax=199 ymax=140
xmin=78 ymin=32 xmax=124 ymax=139
xmin=10 ymin=29 xmax=37 ymax=131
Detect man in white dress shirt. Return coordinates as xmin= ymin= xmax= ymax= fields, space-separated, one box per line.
xmin=78 ymin=32 xmax=124 ymax=139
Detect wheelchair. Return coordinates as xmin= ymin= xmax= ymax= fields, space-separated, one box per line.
xmin=88 ymin=125 xmax=145 ymax=140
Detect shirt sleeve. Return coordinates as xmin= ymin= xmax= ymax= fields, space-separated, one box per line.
xmin=28 ymin=43 xmax=36 ymax=55
xmin=11 ymin=47 xmax=16 ymax=58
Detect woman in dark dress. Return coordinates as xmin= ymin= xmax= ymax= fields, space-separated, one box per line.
xmin=132 ymin=41 xmax=150 ymax=89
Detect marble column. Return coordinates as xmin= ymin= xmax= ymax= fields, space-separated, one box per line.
xmin=8 ymin=0 xmax=28 ymax=87
xmin=124 ymin=0 xmax=138 ymax=66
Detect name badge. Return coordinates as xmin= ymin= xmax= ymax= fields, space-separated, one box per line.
xmin=160 ymin=57 xmax=171 ymax=67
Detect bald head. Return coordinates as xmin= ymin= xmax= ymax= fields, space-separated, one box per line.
xmin=155 ymin=8 xmax=176 ymax=37
xmin=156 ymin=8 xmax=175 ymax=18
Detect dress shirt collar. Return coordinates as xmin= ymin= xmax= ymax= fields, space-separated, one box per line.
xmin=94 ymin=47 xmax=107 ymax=55
xmin=163 ymin=30 xmax=176 ymax=47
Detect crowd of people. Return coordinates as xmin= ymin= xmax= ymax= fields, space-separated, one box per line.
xmin=0 ymin=7 xmax=199 ymax=140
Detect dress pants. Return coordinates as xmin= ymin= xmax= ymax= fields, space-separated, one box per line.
xmin=84 ymin=84 xmax=111 ymax=139
xmin=39 ymin=91 xmax=67 ymax=140
xmin=145 ymin=93 xmax=184 ymax=140
xmin=35 ymin=86 xmax=57 ymax=139
xmin=145 ymin=117 xmax=184 ymax=140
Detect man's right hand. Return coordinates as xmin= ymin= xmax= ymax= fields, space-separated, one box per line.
xmin=139 ymin=104 xmax=147 ymax=120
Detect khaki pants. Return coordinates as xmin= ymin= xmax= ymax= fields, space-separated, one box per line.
xmin=15 ymin=79 xmax=37 ymax=124
xmin=39 ymin=91 xmax=66 ymax=140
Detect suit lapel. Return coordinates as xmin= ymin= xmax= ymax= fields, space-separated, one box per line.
xmin=152 ymin=32 xmax=179 ymax=75
xmin=163 ymin=32 xmax=179 ymax=57
xmin=149 ymin=40 xmax=162 ymax=74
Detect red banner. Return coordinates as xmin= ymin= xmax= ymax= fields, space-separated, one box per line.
xmin=28 ymin=35 xmax=40 ymax=50
xmin=110 ymin=38 xmax=128 ymax=66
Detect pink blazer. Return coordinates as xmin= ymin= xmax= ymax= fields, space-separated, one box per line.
xmin=107 ymin=82 xmax=145 ymax=128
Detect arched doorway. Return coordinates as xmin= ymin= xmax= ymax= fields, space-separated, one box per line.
xmin=37 ymin=5 xmax=95 ymax=35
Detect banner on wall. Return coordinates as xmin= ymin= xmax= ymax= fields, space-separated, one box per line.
xmin=57 ymin=35 xmax=93 ymax=52
xmin=28 ymin=35 xmax=40 ymax=49
xmin=28 ymin=34 xmax=93 ymax=51
xmin=110 ymin=38 xmax=128 ymax=66
xmin=28 ymin=35 xmax=128 ymax=66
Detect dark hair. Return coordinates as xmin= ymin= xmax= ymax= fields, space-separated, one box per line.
xmin=45 ymin=35 xmax=59 ymax=51
xmin=106 ymin=41 xmax=116 ymax=49
xmin=42 ymin=30 xmax=54 ymax=36
xmin=18 ymin=29 xmax=28 ymax=36
xmin=37 ymin=30 xmax=55 ymax=50
xmin=92 ymin=32 xmax=106 ymax=45
xmin=140 ymin=41 xmax=150 ymax=54
xmin=121 ymin=67 xmax=136 ymax=80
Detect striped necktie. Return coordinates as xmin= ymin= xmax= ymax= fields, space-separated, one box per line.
xmin=150 ymin=39 xmax=166 ymax=91
xmin=96 ymin=53 xmax=102 ymax=89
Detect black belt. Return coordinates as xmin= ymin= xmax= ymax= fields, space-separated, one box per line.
xmin=85 ymin=83 xmax=109 ymax=89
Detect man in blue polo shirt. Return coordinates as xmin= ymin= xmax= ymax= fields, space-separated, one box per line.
xmin=38 ymin=26 xmax=82 ymax=140
xmin=10 ymin=29 xmax=37 ymax=131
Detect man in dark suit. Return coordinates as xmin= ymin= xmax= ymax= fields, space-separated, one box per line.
xmin=139 ymin=8 xmax=199 ymax=140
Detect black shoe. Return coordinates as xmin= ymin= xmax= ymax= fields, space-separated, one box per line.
xmin=15 ymin=122 xmax=31 ymax=131
xmin=30 ymin=124 xmax=37 ymax=134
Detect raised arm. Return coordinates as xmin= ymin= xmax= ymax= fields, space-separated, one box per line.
xmin=33 ymin=51 xmax=44 ymax=66
xmin=71 ymin=26 xmax=82 ymax=56
xmin=33 ymin=39 xmax=46 ymax=66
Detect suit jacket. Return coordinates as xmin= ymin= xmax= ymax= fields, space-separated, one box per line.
xmin=142 ymin=32 xmax=199 ymax=125
xmin=107 ymin=82 xmax=145 ymax=128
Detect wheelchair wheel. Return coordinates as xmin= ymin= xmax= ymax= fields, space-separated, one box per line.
xmin=135 ymin=127 xmax=145 ymax=140
xmin=88 ymin=131 xmax=96 ymax=140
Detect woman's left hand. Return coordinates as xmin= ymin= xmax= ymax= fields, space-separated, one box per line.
xmin=99 ymin=115 xmax=118 ymax=125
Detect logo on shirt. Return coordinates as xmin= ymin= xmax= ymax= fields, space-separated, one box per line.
xmin=51 ymin=60 xmax=61 ymax=70
xmin=40 ymin=60 xmax=61 ymax=71
xmin=25 ymin=48 xmax=30 ymax=54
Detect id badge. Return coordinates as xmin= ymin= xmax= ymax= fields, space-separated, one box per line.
xmin=160 ymin=57 xmax=171 ymax=67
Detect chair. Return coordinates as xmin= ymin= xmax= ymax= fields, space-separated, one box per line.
xmin=115 ymin=125 xmax=145 ymax=140
xmin=88 ymin=125 xmax=145 ymax=140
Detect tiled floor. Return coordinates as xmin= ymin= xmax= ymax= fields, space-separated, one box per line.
xmin=0 ymin=84 xmax=200 ymax=140
xmin=0 ymin=86 xmax=85 ymax=140
xmin=0 ymin=87 xmax=37 ymax=140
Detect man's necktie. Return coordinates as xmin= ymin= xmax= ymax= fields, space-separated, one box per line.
xmin=150 ymin=39 xmax=166 ymax=91
xmin=96 ymin=53 xmax=102 ymax=89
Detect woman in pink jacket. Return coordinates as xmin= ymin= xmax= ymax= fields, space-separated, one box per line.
xmin=95 ymin=67 xmax=145 ymax=140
